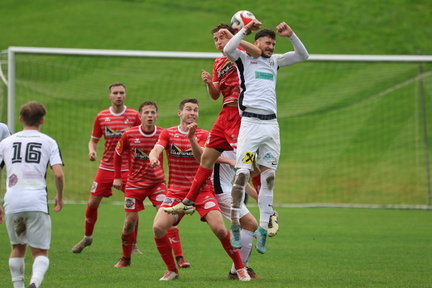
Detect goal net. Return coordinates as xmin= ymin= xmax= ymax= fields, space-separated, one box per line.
xmin=1 ymin=47 xmax=431 ymax=208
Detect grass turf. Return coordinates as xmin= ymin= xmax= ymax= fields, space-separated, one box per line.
xmin=0 ymin=204 xmax=430 ymax=287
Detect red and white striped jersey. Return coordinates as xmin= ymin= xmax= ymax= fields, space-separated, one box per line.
xmin=91 ymin=106 xmax=141 ymax=171
xmin=115 ymin=125 xmax=165 ymax=189
xmin=212 ymin=56 xmax=240 ymax=106
xmin=155 ymin=125 xmax=211 ymax=197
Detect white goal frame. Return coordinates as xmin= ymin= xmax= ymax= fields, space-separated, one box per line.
xmin=2 ymin=46 xmax=432 ymax=132
xmin=1 ymin=46 xmax=432 ymax=208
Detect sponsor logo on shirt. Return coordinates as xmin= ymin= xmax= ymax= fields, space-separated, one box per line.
xmin=255 ymin=71 xmax=274 ymax=81
xmin=218 ymin=60 xmax=236 ymax=81
xmin=133 ymin=148 xmax=150 ymax=160
xmin=105 ymin=127 xmax=127 ymax=138
xmin=169 ymin=144 xmax=194 ymax=158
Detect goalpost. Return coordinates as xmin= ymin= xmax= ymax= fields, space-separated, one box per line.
xmin=1 ymin=46 xmax=431 ymax=208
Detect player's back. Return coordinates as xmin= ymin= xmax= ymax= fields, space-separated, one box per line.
xmin=0 ymin=130 xmax=63 ymax=214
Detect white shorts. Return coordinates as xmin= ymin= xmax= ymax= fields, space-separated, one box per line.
xmin=216 ymin=192 xmax=250 ymax=221
xmin=6 ymin=211 xmax=52 ymax=250
xmin=236 ymin=117 xmax=280 ymax=170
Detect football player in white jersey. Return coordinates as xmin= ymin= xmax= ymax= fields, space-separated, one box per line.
xmin=0 ymin=101 xmax=64 ymax=288
xmin=223 ymin=19 xmax=309 ymax=254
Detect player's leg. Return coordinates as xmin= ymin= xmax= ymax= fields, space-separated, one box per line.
xmin=230 ymin=118 xmax=259 ymax=248
xmin=254 ymin=122 xmax=280 ymax=253
xmin=228 ymin=210 xmax=259 ymax=279
xmin=6 ymin=212 xmax=28 ymax=288
xmin=154 ymin=200 xmax=181 ymax=281
xmin=203 ymin=210 xmax=251 ymax=282
xmin=72 ymin=169 xmax=114 ymax=253
xmin=26 ymin=211 xmax=52 ymax=288
xmin=167 ymin=226 xmax=190 ymax=268
xmin=115 ymin=211 xmax=138 ymax=267
xmin=28 ymin=248 xmax=49 ymax=288
xmin=71 ymin=194 xmax=103 ymax=253
xmin=131 ymin=217 xmax=142 ymax=254
xmin=9 ymin=244 xmax=26 ymax=288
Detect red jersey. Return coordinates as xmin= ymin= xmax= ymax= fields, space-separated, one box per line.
xmin=91 ymin=106 xmax=141 ymax=171
xmin=156 ymin=125 xmax=211 ymax=196
xmin=115 ymin=125 xmax=165 ymax=189
xmin=212 ymin=56 xmax=240 ymax=106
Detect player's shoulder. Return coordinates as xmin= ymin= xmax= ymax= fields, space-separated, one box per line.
xmin=96 ymin=107 xmax=111 ymax=117
xmin=124 ymin=125 xmax=140 ymax=134
xmin=195 ymin=127 xmax=209 ymax=135
xmin=125 ymin=107 xmax=139 ymax=114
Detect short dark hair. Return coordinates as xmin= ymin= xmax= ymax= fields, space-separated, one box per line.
xmin=108 ymin=82 xmax=125 ymax=92
xmin=20 ymin=101 xmax=46 ymax=127
xmin=179 ymin=98 xmax=199 ymax=110
xmin=139 ymin=101 xmax=158 ymax=112
xmin=255 ymin=29 xmax=276 ymax=41
xmin=211 ymin=23 xmax=235 ymax=35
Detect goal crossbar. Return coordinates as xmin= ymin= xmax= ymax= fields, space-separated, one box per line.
xmin=1 ymin=46 xmax=432 ymax=131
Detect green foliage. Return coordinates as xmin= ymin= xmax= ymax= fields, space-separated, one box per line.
xmin=0 ymin=205 xmax=430 ymax=287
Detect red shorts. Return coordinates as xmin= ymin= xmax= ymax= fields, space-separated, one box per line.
xmin=90 ymin=168 xmax=128 ymax=197
xmin=161 ymin=188 xmax=220 ymax=225
xmin=206 ymin=106 xmax=241 ymax=151
xmin=123 ymin=183 xmax=167 ymax=212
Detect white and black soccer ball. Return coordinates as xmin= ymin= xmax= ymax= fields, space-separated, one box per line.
xmin=230 ymin=10 xmax=256 ymax=33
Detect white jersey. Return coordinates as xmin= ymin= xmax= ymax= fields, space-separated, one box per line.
xmin=224 ymin=28 xmax=309 ymax=115
xmin=0 ymin=130 xmax=63 ymax=214
xmin=0 ymin=122 xmax=11 ymax=165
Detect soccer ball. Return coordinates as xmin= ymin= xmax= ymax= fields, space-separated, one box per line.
xmin=230 ymin=10 xmax=256 ymax=33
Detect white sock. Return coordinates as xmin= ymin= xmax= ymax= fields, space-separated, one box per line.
xmin=230 ymin=229 xmax=254 ymax=273
xmin=9 ymin=257 xmax=25 ymax=288
xmin=30 ymin=256 xmax=49 ymax=287
xmin=240 ymin=229 xmax=254 ymax=267
xmin=258 ymin=170 xmax=275 ymax=229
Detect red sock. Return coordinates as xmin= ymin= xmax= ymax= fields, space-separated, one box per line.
xmin=155 ymin=235 xmax=178 ymax=273
xmin=251 ymin=174 xmax=261 ymax=194
xmin=121 ymin=233 xmax=135 ymax=259
xmin=219 ymin=232 xmax=244 ymax=270
xmin=84 ymin=204 xmax=98 ymax=236
xmin=186 ymin=166 xmax=213 ymax=202
xmin=167 ymin=227 xmax=183 ymax=258
xmin=134 ymin=218 xmax=139 ymax=245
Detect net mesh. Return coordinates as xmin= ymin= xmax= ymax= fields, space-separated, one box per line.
xmin=0 ymin=52 xmax=431 ymax=206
